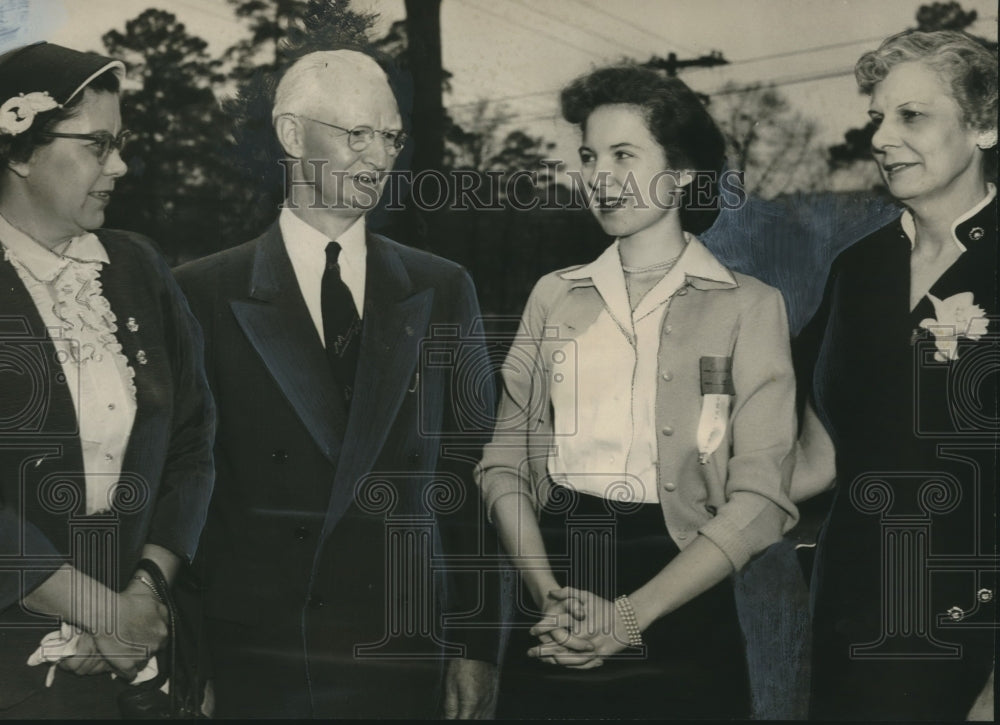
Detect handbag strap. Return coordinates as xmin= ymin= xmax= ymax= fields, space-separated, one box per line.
xmin=134 ymin=558 xmax=179 ymax=716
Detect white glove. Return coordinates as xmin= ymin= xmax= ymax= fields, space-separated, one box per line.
xmin=27 ymin=623 xmax=159 ymax=688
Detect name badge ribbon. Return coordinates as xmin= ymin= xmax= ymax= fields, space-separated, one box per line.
xmin=697 ymin=356 xmax=734 ymax=464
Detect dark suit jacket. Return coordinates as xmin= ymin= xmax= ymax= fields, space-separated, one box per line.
xmin=0 ymin=229 xmax=215 ymax=709
xmin=174 ymin=222 xmax=502 ymax=717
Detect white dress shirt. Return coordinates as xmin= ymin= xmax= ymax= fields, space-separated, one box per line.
xmin=279 ymin=207 xmax=367 ymax=346
xmin=547 ymin=234 xmax=734 ymax=504
xmin=0 ymin=215 xmax=137 ymax=515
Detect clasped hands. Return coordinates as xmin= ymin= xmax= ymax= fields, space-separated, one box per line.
xmin=37 ymin=584 xmax=168 ymax=682
xmin=527 ymin=587 xmax=635 ymax=670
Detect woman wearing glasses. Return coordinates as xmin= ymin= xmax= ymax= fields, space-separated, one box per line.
xmin=0 ymin=42 xmax=214 ymax=717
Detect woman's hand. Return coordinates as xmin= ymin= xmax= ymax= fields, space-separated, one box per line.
xmin=116 ymin=585 xmax=169 ymax=651
xmin=55 ymin=632 xmax=114 ymax=676
xmin=526 ymin=587 xmax=597 ymax=668
xmin=528 ymin=587 xmax=631 ymax=669
xmin=85 ymin=587 xmax=168 ymax=680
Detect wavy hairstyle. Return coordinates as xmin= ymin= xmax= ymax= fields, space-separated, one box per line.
xmin=560 ymin=64 xmax=728 ymax=234
xmin=855 ymin=29 xmax=998 ymax=133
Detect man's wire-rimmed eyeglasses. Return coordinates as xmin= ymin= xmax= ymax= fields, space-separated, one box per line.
xmin=38 ymin=129 xmax=132 ymax=164
xmin=291 ymin=114 xmax=408 ymax=153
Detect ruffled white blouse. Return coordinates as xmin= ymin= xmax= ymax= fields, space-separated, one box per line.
xmin=0 ymin=214 xmax=137 ymax=515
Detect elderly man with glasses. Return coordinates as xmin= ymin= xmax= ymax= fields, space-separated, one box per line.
xmin=175 ymin=48 xmax=502 ymax=719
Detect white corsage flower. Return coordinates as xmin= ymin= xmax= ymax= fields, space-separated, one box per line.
xmin=918 ymin=292 xmax=990 ymax=361
xmin=0 ymin=91 xmax=59 ymax=136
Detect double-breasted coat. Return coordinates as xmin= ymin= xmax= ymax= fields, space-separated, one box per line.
xmin=174 ymin=222 xmax=501 ymax=718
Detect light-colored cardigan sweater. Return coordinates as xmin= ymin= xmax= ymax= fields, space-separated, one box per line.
xmin=476 ymin=239 xmax=799 ymax=570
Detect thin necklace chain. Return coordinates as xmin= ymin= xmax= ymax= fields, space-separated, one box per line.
xmin=622 ymin=253 xmax=682 ymax=274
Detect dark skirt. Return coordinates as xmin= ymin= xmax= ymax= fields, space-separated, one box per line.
xmin=497 ymin=489 xmax=751 ymax=720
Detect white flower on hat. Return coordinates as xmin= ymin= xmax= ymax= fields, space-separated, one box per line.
xmin=0 ymin=91 xmax=59 ymax=136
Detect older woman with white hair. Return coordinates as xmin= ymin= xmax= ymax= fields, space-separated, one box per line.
xmin=792 ymin=29 xmax=997 ymax=721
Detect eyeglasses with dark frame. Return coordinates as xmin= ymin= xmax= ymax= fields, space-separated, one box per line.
xmin=293 ymin=115 xmax=408 ymax=153
xmin=38 ymin=129 xmax=132 ymax=163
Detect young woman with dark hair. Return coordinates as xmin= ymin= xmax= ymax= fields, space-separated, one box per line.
xmin=477 ymin=64 xmax=799 ymax=719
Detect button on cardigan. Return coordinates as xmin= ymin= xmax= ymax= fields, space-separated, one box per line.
xmin=476 ymin=237 xmax=799 ymax=570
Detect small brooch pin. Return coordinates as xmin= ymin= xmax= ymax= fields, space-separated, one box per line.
xmin=135 ymin=350 xmax=148 ymax=365
xmin=126 ymin=317 xmax=139 ymax=332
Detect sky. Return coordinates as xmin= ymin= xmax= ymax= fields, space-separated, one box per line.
xmin=2 ymin=0 xmax=997 ymax=159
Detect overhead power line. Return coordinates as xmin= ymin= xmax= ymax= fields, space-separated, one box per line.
xmin=707 ymin=67 xmax=855 ymax=96
xmin=448 ymin=89 xmax=555 ymax=112
xmin=464 ymin=66 xmax=858 ymax=126
xmin=727 ymin=35 xmax=886 ymax=67
xmin=446 ymin=62 xmax=857 ymax=116
xmin=464 ymin=0 xmax=600 ymax=58
xmin=567 ymin=0 xmax=700 ymax=54
xmin=508 ymin=0 xmax=639 ymax=56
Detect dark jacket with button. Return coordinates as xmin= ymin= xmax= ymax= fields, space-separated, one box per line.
xmin=0 ymin=229 xmax=215 ymax=708
xmin=800 ymin=199 xmax=997 ymax=720
xmin=174 ymin=222 xmax=502 ymax=717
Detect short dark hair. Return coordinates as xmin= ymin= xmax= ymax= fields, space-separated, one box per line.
xmin=0 ymin=69 xmax=120 ymax=167
xmin=561 ymin=64 xmax=727 ymax=234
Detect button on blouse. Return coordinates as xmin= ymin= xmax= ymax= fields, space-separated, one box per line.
xmin=0 ymin=215 xmax=137 ymax=515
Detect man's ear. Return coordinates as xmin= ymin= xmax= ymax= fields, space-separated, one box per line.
xmin=274 ymin=114 xmax=304 ymax=158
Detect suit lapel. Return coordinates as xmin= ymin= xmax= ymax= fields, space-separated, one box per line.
xmin=322 ymin=234 xmax=434 ymax=537
xmin=229 ymin=223 xmax=348 ymax=464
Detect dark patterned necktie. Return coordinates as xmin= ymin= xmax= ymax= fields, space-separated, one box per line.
xmin=322 ymin=241 xmax=361 ymax=405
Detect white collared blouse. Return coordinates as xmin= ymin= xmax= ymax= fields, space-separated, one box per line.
xmin=0 ymin=215 xmax=136 ymax=515
xmin=477 ymin=236 xmax=800 ymax=570
xmin=547 ymin=234 xmax=740 ymax=504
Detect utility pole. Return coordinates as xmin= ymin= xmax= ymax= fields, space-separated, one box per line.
xmin=404 ymin=0 xmax=444 ymax=174
xmin=644 ymin=50 xmax=728 ymax=76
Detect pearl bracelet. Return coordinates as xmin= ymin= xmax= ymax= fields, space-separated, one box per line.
xmin=614 ymin=594 xmax=644 ymax=647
